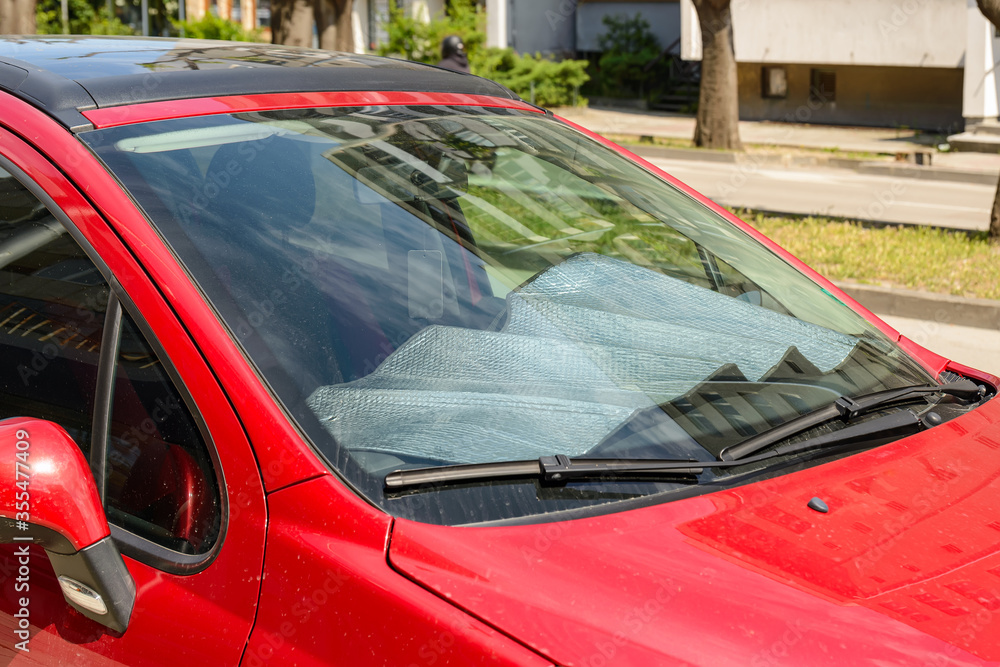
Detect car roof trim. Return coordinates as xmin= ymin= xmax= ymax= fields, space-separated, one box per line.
xmin=82 ymin=91 xmax=544 ymax=129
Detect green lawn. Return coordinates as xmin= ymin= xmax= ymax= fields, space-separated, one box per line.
xmin=734 ymin=209 xmax=1000 ymax=301
xmin=606 ymin=134 xmax=887 ymax=161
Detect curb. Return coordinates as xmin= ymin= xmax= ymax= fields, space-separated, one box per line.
xmin=835 ymin=281 xmax=1000 ymax=331
xmin=629 ymin=145 xmax=999 ymax=186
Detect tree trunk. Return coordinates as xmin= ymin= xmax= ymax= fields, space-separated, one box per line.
xmin=271 ymin=0 xmax=314 ymax=47
xmin=315 ymin=0 xmax=354 ymax=52
xmin=0 ymin=0 xmax=37 ymax=34
xmin=692 ymin=0 xmax=742 ymax=150
xmin=977 ymin=1 xmax=1000 ymax=240
xmin=989 ymin=171 xmax=1000 ymax=240
xmin=977 ymin=0 xmax=1000 ymax=25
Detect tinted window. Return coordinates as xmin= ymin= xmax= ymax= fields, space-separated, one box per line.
xmin=105 ymin=312 xmax=221 ymax=554
xmin=0 ymin=166 xmax=108 ymax=454
xmin=0 ymin=164 xmax=220 ymax=555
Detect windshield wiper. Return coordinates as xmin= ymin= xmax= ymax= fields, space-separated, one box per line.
xmin=718 ymin=379 xmax=984 ymax=461
xmin=385 ymin=455 xmax=705 ymax=490
xmin=386 ymin=407 xmax=940 ymax=491
xmin=739 ymin=408 xmax=924 ymax=462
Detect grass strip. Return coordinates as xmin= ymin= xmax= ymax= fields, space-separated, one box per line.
xmin=604 ymin=133 xmax=889 ymax=161
xmin=733 ymin=209 xmax=1000 ymax=301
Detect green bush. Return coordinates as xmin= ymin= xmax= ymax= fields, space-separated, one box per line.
xmin=377 ymin=5 xmax=431 ymax=62
xmin=378 ymin=0 xmax=588 ymax=108
xmin=474 ymin=48 xmax=588 ymax=108
xmin=593 ymin=13 xmax=667 ymax=99
xmin=36 ymin=0 xmax=257 ymax=40
xmin=36 ymin=0 xmax=134 ymax=35
xmin=173 ymin=13 xmax=262 ymax=42
xmin=378 ymin=0 xmax=484 ymax=64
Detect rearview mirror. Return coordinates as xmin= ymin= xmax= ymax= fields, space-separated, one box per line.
xmin=0 ymin=418 xmax=135 ymax=633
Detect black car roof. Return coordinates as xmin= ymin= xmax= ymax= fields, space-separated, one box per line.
xmin=0 ymin=36 xmax=519 ymax=131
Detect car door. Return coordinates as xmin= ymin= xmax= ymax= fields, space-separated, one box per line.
xmin=0 ymin=125 xmax=267 ymax=664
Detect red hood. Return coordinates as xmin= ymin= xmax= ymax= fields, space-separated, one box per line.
xmin=389 ymin=398 xmax=1000 ymax=666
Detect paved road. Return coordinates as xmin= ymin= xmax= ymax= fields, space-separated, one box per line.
xmin=559 ymin=106 xmax=1000 ymax=175
xmin=648 ymin=157 xmax=994 ymax=231
xmin=881 ymin=314 xmax=1000 ymax=376
xmin=558 ymin=106 xmax=935 ymax=155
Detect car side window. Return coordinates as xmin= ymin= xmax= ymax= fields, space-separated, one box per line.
xmin=104 ymin=311 xmax=221 ymax=554
xmin=0 ymin=166 xmax=109 ymax=455
xmin=0 ymin=163 xmax=221 ymax=557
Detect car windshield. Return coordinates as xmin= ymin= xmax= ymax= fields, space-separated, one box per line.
xmin=82 ymin=104 xmax=936 ymax=524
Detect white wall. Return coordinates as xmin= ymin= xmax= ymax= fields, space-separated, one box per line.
xmin=508 ymin=0 xmax=577 ymax=55
xmin=681 ymin=0 xmax=965 ymax=68
xmin=576 ymin=2 xmax=681 ymax=52
xmin=486 ymin=0 xmax=508 ymax=48
xmin=353 ymin=0 xmax=369 ymax=54
xmin=408 ymin=0 xmax=445 ymax=22
xmin=962 ymin=0 xmax=1000 ymax=120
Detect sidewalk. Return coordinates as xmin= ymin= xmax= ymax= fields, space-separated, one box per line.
xmin=880 ymin=314 xmax=1000 ymax=376
xmin=555 ymin=106 xmax=1000 ymax=184
xmin=836 ymin=284 xmax=999 ymax=368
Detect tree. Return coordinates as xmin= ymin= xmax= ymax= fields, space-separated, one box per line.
xmin=271 ymin=0 xmax=314 ymax=47
xmin=596 ymin=13 xmax=664 ymax=100
xmin=691 ymin=0 xmax=741 ymax=150
xmin=377 ymin=0 xmax=483 ymax=64
xmin=37 ymin=0 xmax=134 ymax=35
xmin=272 ymin=0 xmax=353 ymax=51
xmin=976 ymin=0 xmax=1000 ymax=240
xmin=315 ymin=0 xmax=353 ymax=51
xmin=0 ymin=0 xmax=36 ymax=33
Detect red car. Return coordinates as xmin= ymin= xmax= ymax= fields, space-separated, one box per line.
xmin=0 ymin=36 xmax=998 ymax=666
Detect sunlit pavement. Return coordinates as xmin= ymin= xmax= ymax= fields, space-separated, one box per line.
xmin=556 ymin=106 xmax=936 ymax=155
xmin=647 ymin=157 xmax=994 ymax=231
xmin=557 ymin=106 xmax=1000 ymax=176
xmin=880 ymin=314 xmax=1000 ymax=376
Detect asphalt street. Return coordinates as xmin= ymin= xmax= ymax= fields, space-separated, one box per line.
xmin=648 ymin=157 xmax=995 ymax=231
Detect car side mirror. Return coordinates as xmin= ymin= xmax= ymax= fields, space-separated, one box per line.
xmin=0 ymin=418 xmax=135 ymax=633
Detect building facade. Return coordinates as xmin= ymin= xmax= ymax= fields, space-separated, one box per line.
xmin=183 ymin=0 xmax=1000 ymax=134
xmin=680 ymin=0 xmax=968 ymax=131
xmin=485 ymin=0 xmax=680 ymax=57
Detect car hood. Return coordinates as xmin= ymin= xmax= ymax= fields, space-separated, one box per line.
xmin=389 ymin=398 xmax=1000 ymax=666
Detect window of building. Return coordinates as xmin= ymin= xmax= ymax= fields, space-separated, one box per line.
xmin=761 ymin=66 xmax=788 ymax=99
xmin=810 ymin=69 xmax=836 ymax=104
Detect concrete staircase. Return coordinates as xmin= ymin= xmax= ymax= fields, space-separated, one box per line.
xmin=948 ymin=121 xmax=1000 ymax=153
xmin=650 ymin=82 xmax=699 ymax=113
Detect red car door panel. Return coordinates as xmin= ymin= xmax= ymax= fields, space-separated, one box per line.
xmin=0 ymin=118 xmax=267 ymax=664
xmin=248 ymin=475 xmax=553 ymax=666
